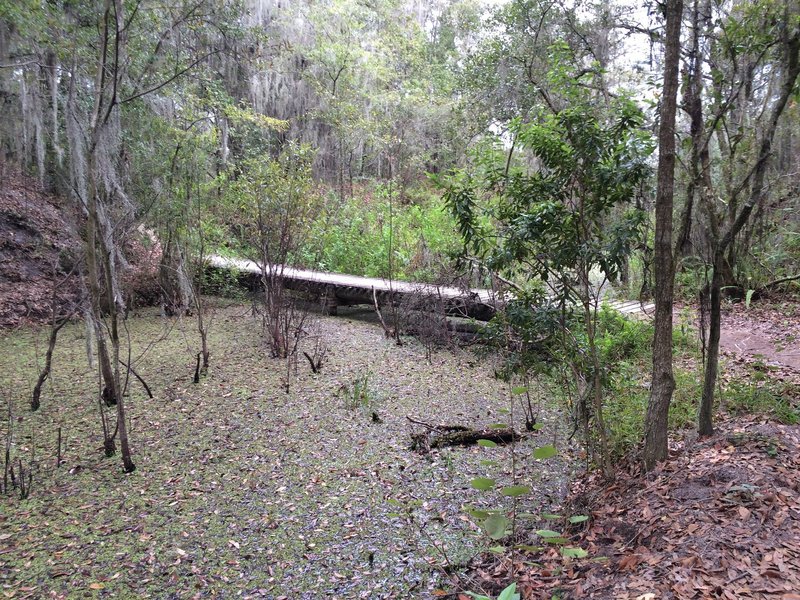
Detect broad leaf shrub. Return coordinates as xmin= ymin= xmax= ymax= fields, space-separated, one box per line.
xmin=439 ymin=44 xmax=655 ymax=470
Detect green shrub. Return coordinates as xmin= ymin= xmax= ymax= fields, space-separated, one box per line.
xmin=674 ymin=258 xmax=708 ymax=301
xmin=200 ymin=265 xmax=248 ymax=300
xmin=595 ymin=306 xmax=652 ymax=364
xmin=603 ymin=365 xmax=698 ymax=460
xmin=604 ymin=364 xmax=648 ymax=459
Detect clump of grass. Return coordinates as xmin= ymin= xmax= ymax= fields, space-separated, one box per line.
xmin=341 ymin=370 xmax=375 ymax=411
xmin=604 ymin=364 xmax=700 ymax=460
xmin=722 ymin=379 xmax=799 ymax=425
xmin=670 ymin=368 xmax=701 ymax=429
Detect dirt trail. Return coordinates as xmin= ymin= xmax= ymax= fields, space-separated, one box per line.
xmin=721 ymin=328 xmax=800 ymax=371
xmin=719 ymin=300 xmax=800 ymax=374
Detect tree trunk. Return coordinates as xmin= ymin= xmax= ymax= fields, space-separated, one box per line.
xmin=583 ymin=281 xmax=610 ymax=476
xmin=83 ymin=0 xmax=135 ymax=472
xmin=699 ymin=259 xmax=722 ymax=435
xmin=160 ymin=232 xmax=189 ymax=316
xmin=107 ymin=0 xmax=134 ymax=473
xmin=643 ymin=0 xmax=683 ymax=471
xmin=676 ymin=0 xmax=712 ymax=258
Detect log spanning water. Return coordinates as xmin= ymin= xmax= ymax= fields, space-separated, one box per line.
xmin=207 ymin=256 xmax=654 ymax=322
xmin=207 ymin=255 xmax=501 ymax=321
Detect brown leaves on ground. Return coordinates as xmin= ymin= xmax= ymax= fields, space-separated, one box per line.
xmin=505 ymin=418 xmax=800 ymax=599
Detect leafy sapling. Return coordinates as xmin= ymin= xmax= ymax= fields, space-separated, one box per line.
xmin=466 ymin=582 xmax=521 ymax=600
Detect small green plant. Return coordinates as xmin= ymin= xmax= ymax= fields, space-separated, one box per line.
xmin=466 ymin=582 xmax=521 ymax=600
xmin=341 ymin=370 xmax=374 ymax=411
xmin=465 ymin=386 xmax=587 ymax=562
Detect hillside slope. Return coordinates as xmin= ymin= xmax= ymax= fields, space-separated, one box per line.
xmin=0 ymin=166 xmax=82 ymax=327
xmin=0 ymin=164 xmax=160 ymax=328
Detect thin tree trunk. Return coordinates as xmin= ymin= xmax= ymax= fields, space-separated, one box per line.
xmin=699 ymin=261 xmax=722 ymax=434
xmin=585 ymin=293 xmax=610 ymax=476
xmin=643 ymin=0 xmax=683 ymax=471
xmin=194 ymin=181 xmax=210 ymax=370
xmin=83 ymin=0 xmax=135 ymax=471
xmin=32 ymin=264 xmax=72 ymax=411
xmin=699 ymin=13 xmax=800 ymax=436
xmin=675 ymin=0 xmax=711 ymax=258
xmin=31 ymin=318 xmax=67 ymax=411
xmin=107 ymin=0 xmax=134 ymax=473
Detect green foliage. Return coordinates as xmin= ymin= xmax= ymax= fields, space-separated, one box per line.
xmin=442 ymin=48 xmax=653 ymax=285
xmin=532 ymin=445 xmax=557 ymax=460
xmin=669 ymin=370 xmax=703 ymax=429
xmin=482 ymin=513 xmax=511 ymax=540
xmin=603 ymin=364 xmax=698 ymax=460
xmin=293 ymin=0 xmax=472 ymax=186
xmin=595 ymin=317 xmax=800 ymax=459
xmin=471 ymin=477 xmax=496 ymax=491
xmin=561 ymin=546 xmax=588 ymax=558
xmin=733 ymin=219 xmax=800 ymax=293
xmin=593 ymin=307 xmax=653 ymax=367
xmin=500 ymin=485 xmax=530 ymax=497
xmin=466 ymin=582 xmax=521 ymax=600
xmin=568 ymin=515 xmax=589 ymax=524
xmin=200 ymin=265 xmax=247 ymax=300
xmin=570 ymin=310 xmax=698 ymax=459
xmin=440 ymin=46 xmax=653 ymax=469
xmin=226 ymin=143 xmax=320 ymax=258
xmin=296 ymin=184 xmax=460 ymax=281
xmin=674 ymin=258 xmax=709 ymax=301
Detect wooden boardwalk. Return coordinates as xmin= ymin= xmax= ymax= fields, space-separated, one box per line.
xmin=208 ymin=255 xmax=653 ymax=321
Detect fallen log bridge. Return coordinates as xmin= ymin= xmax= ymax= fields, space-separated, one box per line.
xmin=206 ymin=256 xmax=654 ymax=324
xmin=207 ymin=255 xmax=500 ymax=322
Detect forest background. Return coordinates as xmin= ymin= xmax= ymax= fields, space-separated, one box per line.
xmin=1 ymin=0 xmax=799 ymax=597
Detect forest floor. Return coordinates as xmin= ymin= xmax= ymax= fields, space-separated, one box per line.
xmin=2 ymin=300 xmax=798 ymax=600
xmin=719 ymin=299 xmax=800 ymax=375
xmin=464 ymin=298 xmax=800 ymax=599
xmin=0 ymin=302 xmax=578 ymax=599
xmin=485 ymin=415 xmax=800 ymax=599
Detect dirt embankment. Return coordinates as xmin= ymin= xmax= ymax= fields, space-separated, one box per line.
xmin=0 ymin=165 xmax=160 ymax=328
xmin=0 ymin=166 xmax=83 ymax=327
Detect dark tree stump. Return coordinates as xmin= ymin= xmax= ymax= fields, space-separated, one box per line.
xmin=406 ymin=417 xmax=520 ymax=452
